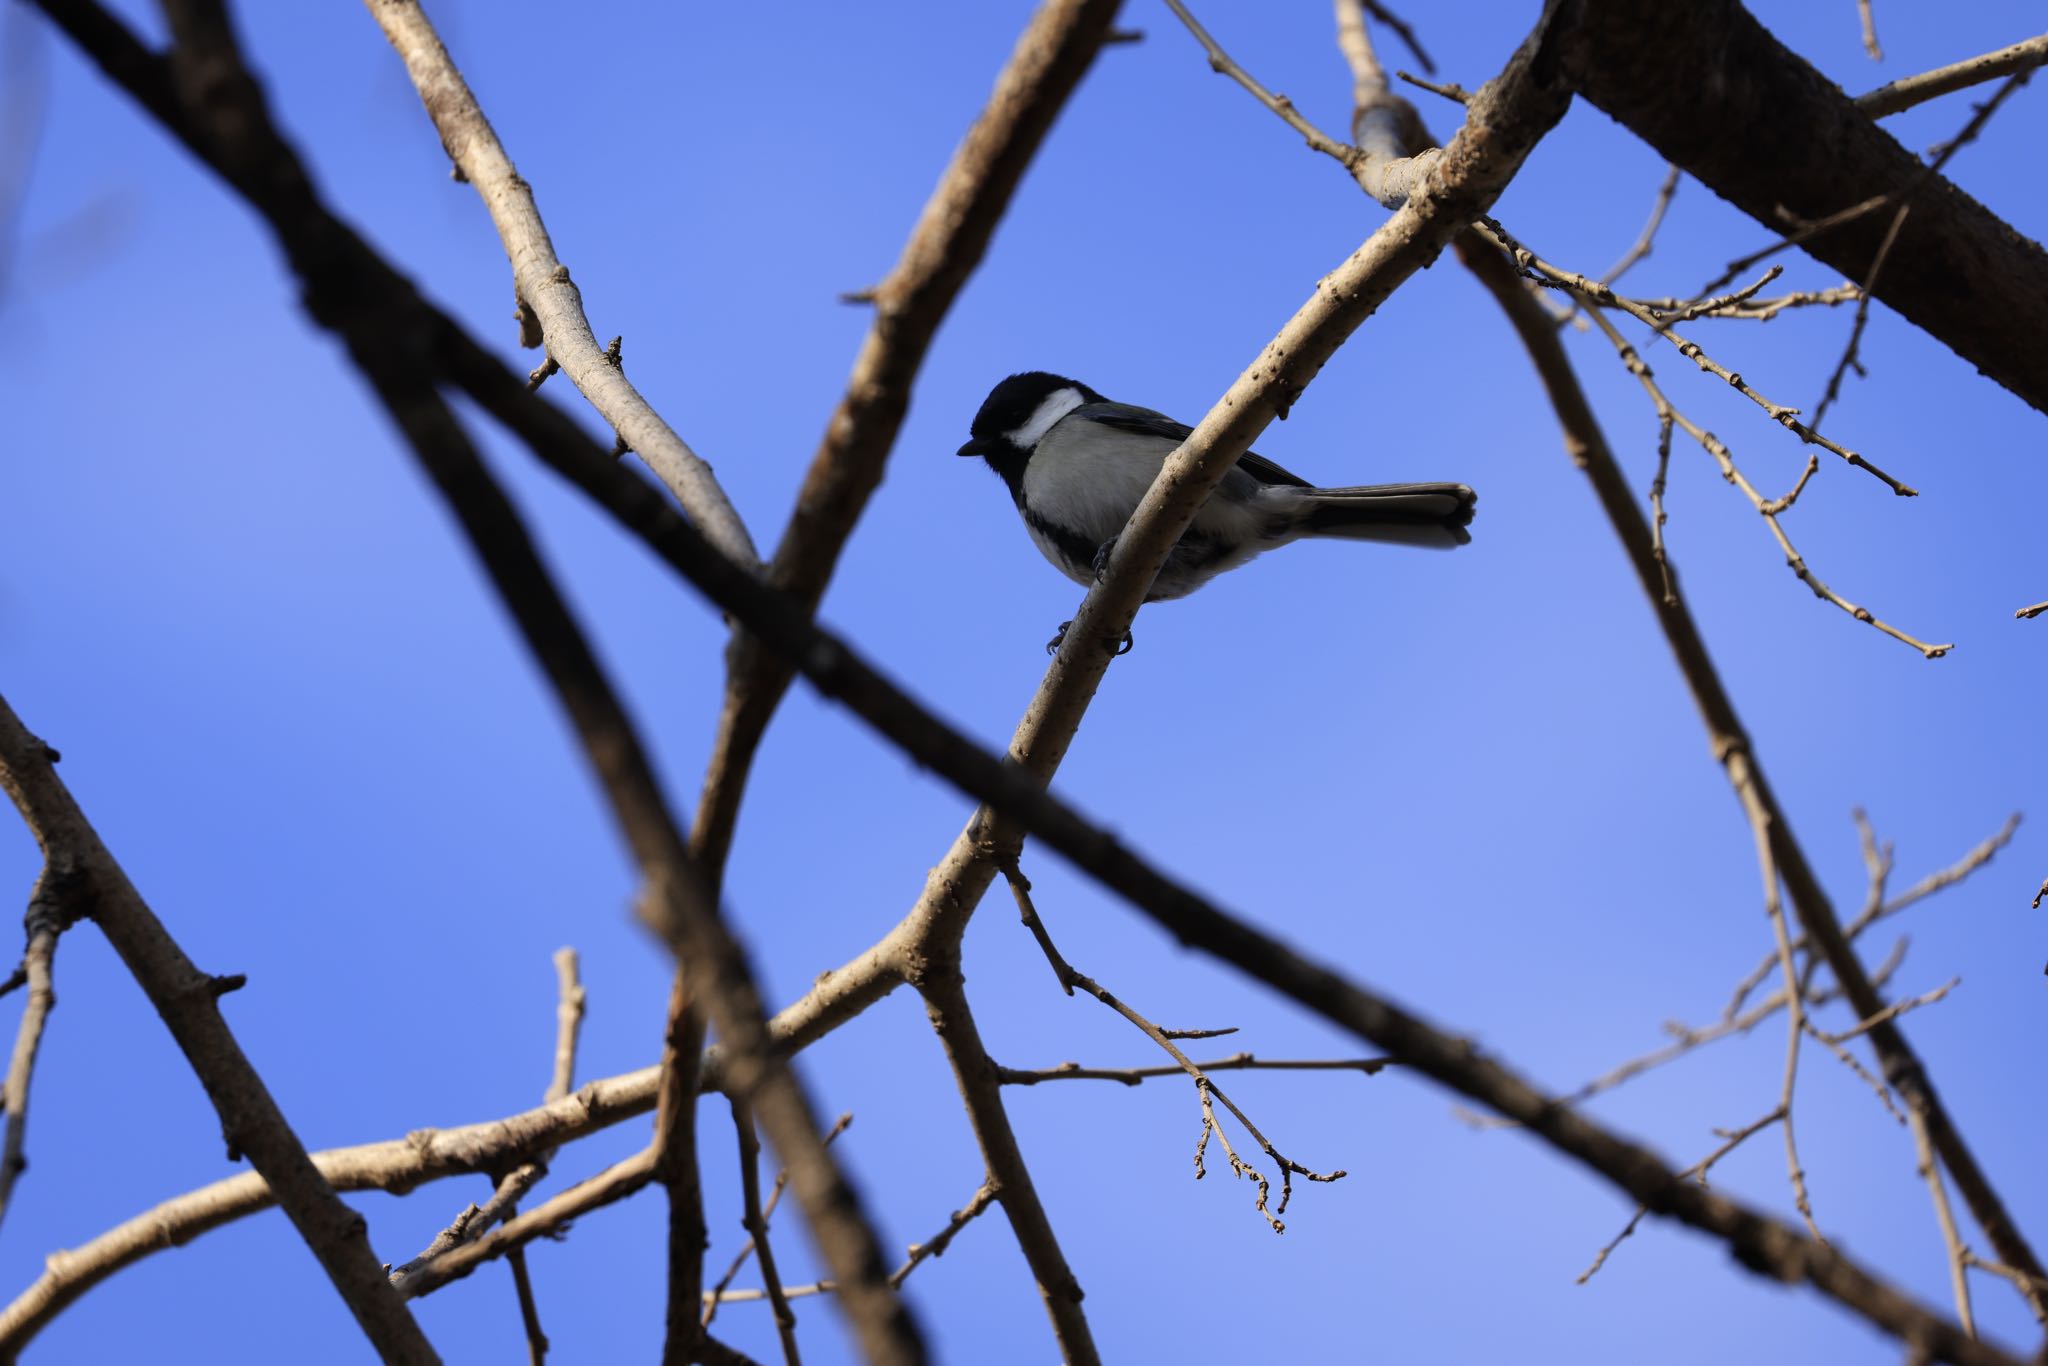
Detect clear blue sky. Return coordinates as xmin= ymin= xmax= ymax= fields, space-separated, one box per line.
xmin=2 ymin=1 xmax=2043 ymax=1362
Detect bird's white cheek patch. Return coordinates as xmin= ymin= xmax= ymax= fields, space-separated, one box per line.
xmin=1004 ymin=387 xmax=1086 ymax=448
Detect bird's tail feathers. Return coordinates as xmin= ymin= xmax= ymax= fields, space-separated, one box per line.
xmin=1295 ymin=482 xmax=1477 ymax=549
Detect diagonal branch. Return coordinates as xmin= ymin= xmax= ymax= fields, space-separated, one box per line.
xmin=61 ymin=0 xmax=922 ymax=1357
xmin=689 ymin=0 xmax=1127 ymax=880
xmin=0 ymin=695 xmax=439 ymax=1364
xmin=364 ymin=0 xmax=759 ymax=569
xmin=1553 ymin=0 xmax=2048 ymax=416
xmin=1855 ymin=33 xmax=2048 ymax=119
xmin=0 ymin=869 xmax=64 ymax=1237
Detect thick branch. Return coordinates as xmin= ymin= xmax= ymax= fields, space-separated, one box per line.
xmin=1553 ymin=0 xmax=2048 ymax=416
xmin=0 ymin=695 xmax=438 ymax=1364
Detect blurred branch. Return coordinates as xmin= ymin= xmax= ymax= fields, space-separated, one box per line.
xmin=0 ymin=871 xmax=63 ymax=1236
xmin=365 ymin=0 xmax=759 ymax=569
xmin=689 ymin=0 xmax=1127 ymax=879
xmin=32 ymin=0 xmax=920 ymax=1357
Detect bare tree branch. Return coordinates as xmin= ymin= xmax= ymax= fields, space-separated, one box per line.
xmin=689 ymin=0 xmax=1127 ymax=879
xmin=997 ymin=1054 xmax=1392 ymax=1086
xmin=0 ymin=870 xmax=63 ymax=1236
xmin=1856 ymin=33 xmax=2048 ymax=118
xmin=364 ymin=0 xmax=759 ymax=569
xmin=36 ymin=1 xmax=927 ymax=1357
xmin=1553 ymin=0 xmax=2048 ymax=416
xmin=1450 ymin=229 xmax=2046 ymax=1341
xmin=0 ymin=694 xmax=440 ymax=1363
xmin=705 ymin=1114 xmax=853 ymax=1330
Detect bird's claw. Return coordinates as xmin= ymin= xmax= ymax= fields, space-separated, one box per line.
xmin=1091 ymin=538 xmax=1118 ymax=583
xmin=1045 ymin=621 xmax=1135 ymax=657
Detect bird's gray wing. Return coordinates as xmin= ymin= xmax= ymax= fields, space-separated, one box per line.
xmin=1074 ymin=402 xmax=1312 ymax=489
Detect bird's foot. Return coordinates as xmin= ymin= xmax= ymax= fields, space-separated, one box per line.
xmin=1045 ymin=621 xmax=1135 ymax=657
xmin=1091 ymin=537 xmax=1118 ymax=583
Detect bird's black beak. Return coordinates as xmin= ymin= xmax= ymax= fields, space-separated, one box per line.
xmin=956 ymin=437 xmax=993 ymax=458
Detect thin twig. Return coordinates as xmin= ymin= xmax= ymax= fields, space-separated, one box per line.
xmin=0 ymin=872 xmax=63 ymax=1235
xmin=1454 ymin=223 xmax=2048 ymax=1331
xmin=1000 ymin=861 xmax=1343 ymax=1234
xmin=1394 ymin=70 xmax=1467 ymax=104
xmin=1856 ymin=0 xmax=1882 ymax=62
xmin=998 ymin=1054 xmax=1392 ymax=1086
xmin=1359 ymin=0 xmax=1432 ymax=75
xmin=1915 ymin=1113 xmax=1976 ymax=1337
xmin=1482 ymin=217 xmax=1923 ymax=499
xmin=731 ymin=1101 xmax=800 ymax=1366
xmin=2015 ymin=601 xmax=2048 ymax=621
xmin=704 ymin=1114 xmax=853 ymax=1329
xmin=1856 ymin=34 xmax=2048 ymax=118
xmin=395 ymin=1148 xmax=661 ymax=1300
xmin=1511 ymin=248 xmax=1950 ymax=657
xmin=707 ymin=1181 xmax=1002 ymax=1308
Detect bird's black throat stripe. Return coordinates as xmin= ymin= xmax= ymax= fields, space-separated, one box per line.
xmin=1021 ymin=504 xmax=1100 ymax=576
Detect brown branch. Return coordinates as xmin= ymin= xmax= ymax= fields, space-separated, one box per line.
xmin=1813 ymin=71 xmax=2035 ymax=431
xmin=731 ymin=1101 xmax=801 ymax=1365
xmin=654 ymin=972 xmax=709 ymax=1366
xmin=1000 ymin=862 xmax=1344 ymax=1233
xmin=1856 ymin=33 xmax=2048 ymax=118
xmin=2015 ymin=601 xmax=2048 ymax=621
xmin=1856 ymin=0 xmax=1882 ymax=61
xmin=1483 ymin=218 xmax=1921 ymax=498
xmin=395 ymin=1147 xmax=660 ymax=1300
xmin=364 ymin=0 xmax=759 ymax=569
xmin=915 ymin=967 xmax=1097 ymax=1363
xmin=548 ymin=948 xmax=585 ymax=1104
xmin=708 ymin=1181 xmax=1001 ymax=1308
xmin=1554 ymin=0 xmax=2048 ymax=417
xmin=0 ymin=871 xmax=63 ymax=1236
xmin=688 ymin=0 xmax=1126 ymax=880
xmin=1477 ymin=219 xmax=1951 ymax=658
xmin=705 ymin=1114 xmax=854 ymax=1330
xmin=1916 ymin=1111 xmax=1976 ymax=1337
xmin=33 ymin=2 xmax=922 ymax=1357
xmin=0 ymin=933 xmax=910 ymax=1357
xmin=998 ymin=1054 xmax=1392 ymax=1086
xmin=0 ymin=691 xmax=439 ymax=1363
xmin=1451 ymin=222 xmax=2048 ymax=1335
xmin=38 ymin=3 xmax=2010 ymax=1358
xmin=391 ymin=950 xmax=587 ymax=1354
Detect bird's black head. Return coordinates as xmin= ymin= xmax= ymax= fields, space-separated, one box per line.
xmin=956 ymin=372 xmax=1104 ymax=465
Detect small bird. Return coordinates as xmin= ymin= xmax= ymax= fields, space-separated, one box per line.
xmin=956 ymin=371 xmax=1476 ymax=650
